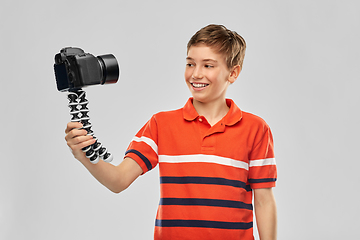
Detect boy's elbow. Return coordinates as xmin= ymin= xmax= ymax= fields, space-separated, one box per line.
xmin=111 ymin=189 xmax=122 ymax=194
xmin=108 ymin=181 xmax=131 ymax=194
xmin=109 ymin=186 xmax=122 ymax=194
xmin=110 ymin=186 xmax=126 ymax=194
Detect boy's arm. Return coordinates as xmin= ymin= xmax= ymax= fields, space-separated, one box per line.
xmin=253 ymin=188 xmax=277 ymax=240
xmin=65 ymin=122 xmax=143 ymax=193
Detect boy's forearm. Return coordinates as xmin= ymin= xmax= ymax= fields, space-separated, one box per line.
xmin=78 ymin=154 xmax=142 ymax=193
xmin=78 ymin=154 xmax=123 ymax=193
xmin=254 ymin=188 xmax=277 ymax=240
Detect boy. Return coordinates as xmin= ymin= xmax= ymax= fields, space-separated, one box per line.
xmin=65 ymin=24 xmax=277 ymax=240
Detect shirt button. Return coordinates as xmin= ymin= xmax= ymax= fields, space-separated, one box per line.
xmin=199 ymin=118 xmax=203 ymax=122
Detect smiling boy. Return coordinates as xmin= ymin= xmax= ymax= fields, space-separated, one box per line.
xmin=65 ymin=24 xmax=277 ymax=240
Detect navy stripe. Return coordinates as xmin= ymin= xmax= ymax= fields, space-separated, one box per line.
xmin=155 ymin=219 xmax=253 ymax=230
xmin=160 ymin=176 xmax=251 ymax=191
xmin=125 ymin=149 xmax=152 ymax=171
xmin=160 ymin=198 xmax=253 ymax=210
xmin=248 ymin=178 xmax=277 ymax=184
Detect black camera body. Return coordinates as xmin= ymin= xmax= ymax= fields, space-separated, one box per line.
xmin=54 ymin=47 xmax=119 ymax=92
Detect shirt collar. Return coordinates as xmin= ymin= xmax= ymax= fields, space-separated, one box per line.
xmin=183 ymin=98 xmax=242 ymax=126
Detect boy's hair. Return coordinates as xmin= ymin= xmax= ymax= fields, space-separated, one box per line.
xmin=187 ymin=24 xmax=246 ymax=70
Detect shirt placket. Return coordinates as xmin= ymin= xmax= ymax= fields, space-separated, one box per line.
xmin=197 ymin=117 xmax=226 ymax=153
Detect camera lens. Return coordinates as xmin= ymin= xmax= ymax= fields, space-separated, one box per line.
xmin=97 ymin=54 xmax=119 ymax=85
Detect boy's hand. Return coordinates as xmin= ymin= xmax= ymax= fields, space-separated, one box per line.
xmin=64 ymin=122 xmax=142 ymax=193
xmin=65 ymin=122 xmax=96 ymax=161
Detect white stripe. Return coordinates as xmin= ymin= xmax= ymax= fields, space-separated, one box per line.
xmin=132 ymin=136 xmax=158 ymax=154
xmin=249 ymin=158 xmax=276 ymax=167
xmin=159 ymin=154 xmax=249 ymax=170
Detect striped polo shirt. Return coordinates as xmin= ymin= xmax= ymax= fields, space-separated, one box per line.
xmin=125 ymin=98 xmax=277 ymax=240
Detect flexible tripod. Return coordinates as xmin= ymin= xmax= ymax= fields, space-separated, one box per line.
xmin=67 ymin=89 xmax=113 ymax=164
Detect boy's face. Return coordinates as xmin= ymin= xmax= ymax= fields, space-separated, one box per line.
xmin=185 ymin=44 xmax=238 ymax=105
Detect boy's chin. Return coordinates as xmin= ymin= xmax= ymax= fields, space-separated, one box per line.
xmin=191 ymin=94 xmax=226 ymax=105
xmin=191 ymin=96 xmax=208 ymax=104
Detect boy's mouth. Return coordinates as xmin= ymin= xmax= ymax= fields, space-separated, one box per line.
xmin=191 ymin=83 xmax=209 ymax=88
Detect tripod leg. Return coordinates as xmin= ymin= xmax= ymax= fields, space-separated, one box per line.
xmin=68 ymin=90 xmax=99 ymax=164
xmin=67 ymin=89 xmax=113 ymax=164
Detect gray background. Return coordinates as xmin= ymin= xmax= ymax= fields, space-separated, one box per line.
xmin=1 ymin=0 xmax=359 ymax=239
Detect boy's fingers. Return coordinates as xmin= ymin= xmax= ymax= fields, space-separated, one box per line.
xmin=67 ymin=135 xmax=95 ymax=150
xmin=65 ymin=122 xmax=83 ymax=134
xmin=65 ymin=128 xmax=88 ymax=142
xmin=64 ymin=121 xmax=95 ymax=159
xmin=67 ymin=135 xmax=93 ymax=145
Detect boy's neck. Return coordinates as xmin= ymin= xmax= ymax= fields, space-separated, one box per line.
xmin=192 ymin=98 xmax=230 ymax=126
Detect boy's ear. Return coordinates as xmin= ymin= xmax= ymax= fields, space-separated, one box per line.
xmin=228 ymin=65 xmax=241 ymax=84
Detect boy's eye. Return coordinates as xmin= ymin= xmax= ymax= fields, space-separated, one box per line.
xmin=186 ymin=63 xmax=194 ymax=67
xmin=205 ymin=65 xmax=213 ymax=68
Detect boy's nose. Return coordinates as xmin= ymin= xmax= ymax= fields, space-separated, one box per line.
xmin=192 ymin=67 xmax=203 ymax=79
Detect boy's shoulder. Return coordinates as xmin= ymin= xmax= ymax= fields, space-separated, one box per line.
xmin=152 ymin=98 xmax=192 ymax=121
xmin=152 ymin=107 xmax=183 ymax=121
xmin=242 ymin=110 xmax=268 ymax=123
xmin=240 ymin=110 xmax=271 ymax=133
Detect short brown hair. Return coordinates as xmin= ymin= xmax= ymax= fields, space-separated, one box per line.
xmin=187 ymin=24 xmax=246 ymax=70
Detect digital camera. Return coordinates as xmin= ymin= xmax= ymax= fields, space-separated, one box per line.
xmin=54 ymin=47 xmax=119 ymax=92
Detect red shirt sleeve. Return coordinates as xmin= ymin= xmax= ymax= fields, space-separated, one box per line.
xmin=124 ymin=115 xmax=159 ymax=174
xmin=248 ymin=124 xmax=277 ymax=189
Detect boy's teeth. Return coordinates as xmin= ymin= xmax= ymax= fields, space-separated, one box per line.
xmin=192 ymin=83 xmax=208 ymax=88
